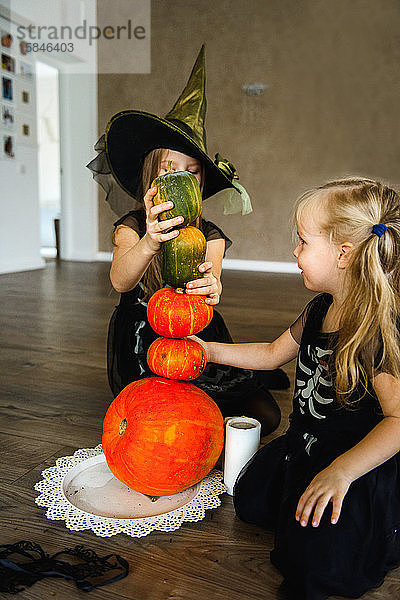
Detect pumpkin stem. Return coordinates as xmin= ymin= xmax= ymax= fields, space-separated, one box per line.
xmin=175 ymin=288 xmax=184 ymax=294
xmin=119 ymin=418 xmax=127 ymax=436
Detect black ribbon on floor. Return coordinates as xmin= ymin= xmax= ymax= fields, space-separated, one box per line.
xmin=0 ymin=541 xmax=129 ymax=594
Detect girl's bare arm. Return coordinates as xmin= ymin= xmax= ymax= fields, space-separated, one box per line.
xmin=195 ymin=328 xmax=300 ymax=370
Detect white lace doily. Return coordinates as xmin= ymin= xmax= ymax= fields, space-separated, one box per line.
xmin=34 ymin=445 xmax=226 ymax=538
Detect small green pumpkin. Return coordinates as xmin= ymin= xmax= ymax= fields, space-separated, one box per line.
xmin=151 ymin=170 xmax=202 ymax=227
xmin=162 ymin=226 xmax=206 ymax=288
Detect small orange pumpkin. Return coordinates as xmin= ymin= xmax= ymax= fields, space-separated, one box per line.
xmin=147 ymin=287 xmax=213 ymax=338
xmin=102 ymin=377 xmax=224 ymax=496
xmin=147 ymin=337 xmax=207 ymax=380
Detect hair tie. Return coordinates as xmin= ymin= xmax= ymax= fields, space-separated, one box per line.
xmin=372 ymin=223 xmax=387 ymax=238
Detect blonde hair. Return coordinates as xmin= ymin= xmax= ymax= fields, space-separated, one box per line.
xmin=294 ymin=177 xmax=400 ymax=404
xmin=136 ymin=148 xmax=204 ymax=301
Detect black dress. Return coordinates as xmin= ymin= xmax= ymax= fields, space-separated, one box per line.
xmin=234 ymin=293 xmax=400 ymax=600
xmin=107 ymin=210 xmax=289 ymax=419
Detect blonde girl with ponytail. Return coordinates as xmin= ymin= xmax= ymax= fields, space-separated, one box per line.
xmin=195 ymin=177 xmax=400 ymax=599
xmin=294 ymin=178 xmax=400 ymax=403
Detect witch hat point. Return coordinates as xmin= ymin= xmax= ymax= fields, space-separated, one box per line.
xmin=165 ymin=44 xmax=207 ymax=153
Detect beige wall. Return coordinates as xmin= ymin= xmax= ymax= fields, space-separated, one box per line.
xmin=97 ymin=0 xmax=400 ymax=261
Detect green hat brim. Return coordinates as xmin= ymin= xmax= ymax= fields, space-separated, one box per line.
xmin=105 ymin=110 xmax=235 ymax=200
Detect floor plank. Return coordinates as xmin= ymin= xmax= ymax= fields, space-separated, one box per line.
xmin=0 ymin=433 xmax=62 ymax=484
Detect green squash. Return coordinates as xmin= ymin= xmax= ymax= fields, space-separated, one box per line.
xmin=151 ymin=170 xmax=202 ymax=227
xmin=162 ymin=226 xmax=206 ymax=288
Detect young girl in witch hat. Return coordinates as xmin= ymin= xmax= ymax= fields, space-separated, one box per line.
xmin=87 ymin=45 xmax=289 ymax=436
xmin=193 ymin=178 xmax=400 ymax=599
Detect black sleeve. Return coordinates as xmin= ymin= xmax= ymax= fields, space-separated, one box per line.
xmin=289 ymin=294 xmax=327 ymax=345
xmin=201 ymin=218 xmax=232 ymax=255
xmin=112 ymin=213 xmax=233 ymax=256
xmin=289 ymin=305 xmax=310 ymax=345
xmin=113 ymin=210 xmax=145 ymax=236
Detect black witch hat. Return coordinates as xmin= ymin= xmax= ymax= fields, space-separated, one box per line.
xmin=87 ymin=45 xmax=252 ymax=217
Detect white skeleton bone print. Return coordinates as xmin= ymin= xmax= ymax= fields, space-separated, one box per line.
xmin=294 ymin=344 xmax=334 ymax=419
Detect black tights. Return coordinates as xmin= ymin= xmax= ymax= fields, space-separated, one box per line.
xmin=241 ymin=388 xmax=281 ymax=437
xmin=220 ymin=387 xmax=281 ymax=438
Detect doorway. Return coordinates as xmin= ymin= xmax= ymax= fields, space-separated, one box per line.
xmin=36 ymin=61 xmax=61 ymax=258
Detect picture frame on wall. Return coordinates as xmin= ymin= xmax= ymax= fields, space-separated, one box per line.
xmin=1 ymin=104 xmax=14 ymax=128
xmin=2 ymin=75 xmax=13 ymax=101
xmin=19 ymin=40 xmax=31 ymax=56
xmin=19 ymin=61 xmax=33 ymax=79
xmin=14 ymin=78 xmax=35 ymax=114
xmin=2 ymin=53 xmax=15 ymax=73
xmin=3 ymin=133 xmax=15 ymax=158
xmin=1 ymin=30 xmax=13 ymax=49
xmin=18 ymin=115 xmax=36 ymax=146
xmin=21 ymin=89 xmax=30 ymax=105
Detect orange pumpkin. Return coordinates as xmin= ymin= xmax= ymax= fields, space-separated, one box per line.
xmin=147 ymin=337 xmax=207 ymax=380
xmin=102 ymin=377 xmax=224 ymax=496
xmin=147 ymin=287 xmax=213 ymax=338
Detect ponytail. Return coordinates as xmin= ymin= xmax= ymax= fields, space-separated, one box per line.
xmin=336 ymin=224 xmax=400 ymax=400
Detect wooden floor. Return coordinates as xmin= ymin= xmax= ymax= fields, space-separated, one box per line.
xmin=0 ymin=261 xmax=398 ymax=599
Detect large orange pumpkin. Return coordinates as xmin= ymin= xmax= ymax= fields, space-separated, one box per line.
xmin=102 ymin=377 xmax=224 ymax=496
xmin=147 ymin=287 xmax=213 ymax=338
xmin=147 ymin=337 xmax=207 ymax=380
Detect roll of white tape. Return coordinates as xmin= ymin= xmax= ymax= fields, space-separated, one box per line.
xmin=223 ymin=416 xmax=261 ymax=496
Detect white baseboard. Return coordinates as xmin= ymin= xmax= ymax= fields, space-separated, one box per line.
xmin=97 ymin=251 xmax=113 ymax=262
xmin=95 ymin=252 xmax=300 ymax=274
xmin=0 ymin=257 xmax=45 ymax=275
xmin=222 ymin=259 xmax=300 ymax=273
xmin=41 ymin=247 xmax=57 ymax=258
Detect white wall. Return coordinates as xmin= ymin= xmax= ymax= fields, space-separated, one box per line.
xmin=0 ymin=1 xmax=98 ymax=273
xmin=0 ymin=145 xmax=44 ymax=273
xmin=59 ymin=70 xmax=98 ymax=261
xmin=0 ymin=71 xmax=98 ymax=273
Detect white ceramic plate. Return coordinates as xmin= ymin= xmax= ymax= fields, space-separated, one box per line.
xmin=62 ymin=454 xmax=200 ymax=519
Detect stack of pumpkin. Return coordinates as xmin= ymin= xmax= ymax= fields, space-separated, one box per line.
xmin=102 ymin=170 xmax=224 ymax=497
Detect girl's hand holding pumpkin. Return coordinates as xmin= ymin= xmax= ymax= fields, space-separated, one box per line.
xmin=143 ymin=187 xmax=183 ymax=253
xmin=186 ymin=262 xmax=220 ymax=305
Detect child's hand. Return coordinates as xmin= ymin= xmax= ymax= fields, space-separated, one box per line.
xmin=143 ymin=187 xmax=183 ymax=253
xmin=187 ymin=335 xmax=209 ymax=356
xmin=186 ymin=262 xmax=220 ymax=305
xmin=295 ymin=465 xmax=352 ymax=527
